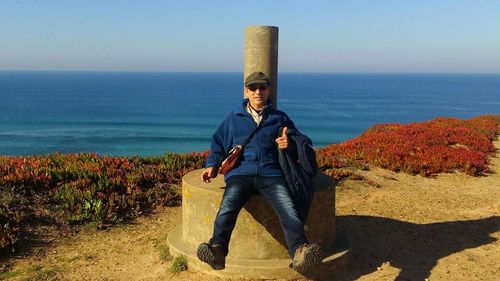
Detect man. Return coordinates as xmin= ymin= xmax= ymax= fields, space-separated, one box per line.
xmin=197 ymin=72 xmax=322 ymax=272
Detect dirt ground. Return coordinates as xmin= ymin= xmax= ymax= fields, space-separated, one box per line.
xmin=1 ymin=140 xmax=499 ymax=281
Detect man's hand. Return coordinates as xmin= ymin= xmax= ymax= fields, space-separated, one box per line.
xmin=275 ymin=127 xmax=289 ymax=149
xmin=201 ymin=167 xmax=218 ymax=183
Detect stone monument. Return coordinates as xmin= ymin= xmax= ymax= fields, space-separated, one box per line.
xmin=167 ymin=25 xmax=349 ymax=280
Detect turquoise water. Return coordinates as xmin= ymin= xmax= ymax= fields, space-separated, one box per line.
xmin=0 ymin=72 xmax=498 ymax=156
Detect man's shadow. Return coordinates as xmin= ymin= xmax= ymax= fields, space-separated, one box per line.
xmin=326 ymin=215 xmax=499 ymax=281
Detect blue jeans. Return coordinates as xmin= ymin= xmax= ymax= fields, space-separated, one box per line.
xmin=209 ymin=175 xmax=307 ymax=258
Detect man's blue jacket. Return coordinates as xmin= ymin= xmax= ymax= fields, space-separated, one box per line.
xmin=205 ymin=99 xmax=296 ymax=180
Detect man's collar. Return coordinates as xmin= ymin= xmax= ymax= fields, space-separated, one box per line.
xmin=235 ymin=99 xmax=273 ymax=115
xmin=247 ymin=103 xmax=268 ymax=115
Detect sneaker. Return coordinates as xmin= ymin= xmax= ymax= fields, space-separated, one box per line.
xmin=292 ymin=243 xmax=322 ymax=272
xmin=196 ymin=243 xmax=226 ymax=270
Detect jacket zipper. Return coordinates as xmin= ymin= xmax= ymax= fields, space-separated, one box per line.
xmin=244 ymin=113 xmax=262 ymax=175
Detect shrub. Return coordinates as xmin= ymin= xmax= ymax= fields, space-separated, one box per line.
xmin=170 ymin=255 xmax=188 ymax=273
xmin=0 ymin=151 xmax=207 ymax=250
xmin=317 ymin=115 xmax=499 ymax=177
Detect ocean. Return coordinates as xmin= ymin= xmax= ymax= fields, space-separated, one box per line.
xmin=0 ymin=71 xmax=498 ymax=156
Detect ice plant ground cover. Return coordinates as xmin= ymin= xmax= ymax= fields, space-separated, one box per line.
xmin=1 ymin=115 xmax=499 ymax=252
xmin=317 ymin=115 xmax=500 ymax=178
xmin=0 ymin=152 xmax=207 ymax=251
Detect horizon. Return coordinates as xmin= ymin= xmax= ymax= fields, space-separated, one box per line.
xmin=1 ymin=1 xmax=499 ymax=73
xmin=1 ymin=70 xmax=499 ymax=75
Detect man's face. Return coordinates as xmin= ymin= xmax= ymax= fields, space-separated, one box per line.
xmin=245 ymin=83 xmax=270 ymax=110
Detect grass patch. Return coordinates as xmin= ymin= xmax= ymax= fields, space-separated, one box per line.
xmin=55 ymin=255 xmax=80 ymax=263
xmin=25 ymin=264 xmax=62 ymax=281
xmin=156 ymin=233 xmax=169 ymax=243
xmin=152 ymin=233 xmax=171 ymax=261
xmin=158 ymin=244 xmax=171 ymax=262
xmin=0 ymin=270 xmax=21 ymax=280
xmin=170 ymin=255 xmax=187 ymax=273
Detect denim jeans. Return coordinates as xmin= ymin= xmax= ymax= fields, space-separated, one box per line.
xmin=209 ymin=175 xmax=307 ymax=258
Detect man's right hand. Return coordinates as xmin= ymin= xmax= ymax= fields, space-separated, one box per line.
xmin=201 ymin=167 xmax=218 ymax=183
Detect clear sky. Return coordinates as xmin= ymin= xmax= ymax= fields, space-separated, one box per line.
xmin=1 ymin=0 xmax=498 ymax=73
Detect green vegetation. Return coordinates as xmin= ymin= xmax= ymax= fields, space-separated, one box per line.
xmin=318 ymin=115 xmax=499 ymax=179
xmin=150 ymin=233 xmax=171 ymax=262
xmin=0 ymin=151 xmax=207 ymax=252
xmin=0 ymin=270 xmax=21 ymax=280
xmin=170 ymin=255 xmax=188 ymax=273
xmin=152 ymin=233 xmax=172 ymax=262
xmin=159 ymin=244 xmax=171 ymax=262
xmin=24 ymin=264 xmax=62 ymax=281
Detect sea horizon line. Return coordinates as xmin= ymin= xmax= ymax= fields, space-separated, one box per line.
xmin=0 ymin=70 xmax=498 ymax=75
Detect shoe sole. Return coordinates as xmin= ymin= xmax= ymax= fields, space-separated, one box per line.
xmin=196 ymin=243 xmax=225 ymax=270
xmin=293 ymin=244 xmax=322 ymax=273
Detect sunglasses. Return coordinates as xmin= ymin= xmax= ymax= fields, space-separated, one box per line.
xmin=247 ymin=84 xmax=268 ymax=92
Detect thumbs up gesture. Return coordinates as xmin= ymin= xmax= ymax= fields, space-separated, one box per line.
xmin=275 ymin=127 xmax=289 ymax=149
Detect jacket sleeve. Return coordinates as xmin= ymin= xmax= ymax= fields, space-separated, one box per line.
xmin=205 ymin=116 xmax=231 ymax=168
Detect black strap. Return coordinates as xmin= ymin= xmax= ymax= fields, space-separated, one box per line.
xmin=241 ymin=122 xmax=262 ymax=149
xmin=223 ymin=122 xmax=261 ymax=156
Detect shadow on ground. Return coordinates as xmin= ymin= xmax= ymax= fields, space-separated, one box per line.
xmin=308 ymin=215 xmax=499 ymax=281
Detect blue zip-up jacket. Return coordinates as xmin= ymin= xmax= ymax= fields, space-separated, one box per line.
xmin=205 ymin=99 xmax=296 ymax=180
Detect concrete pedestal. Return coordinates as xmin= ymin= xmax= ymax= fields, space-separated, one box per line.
xmin=167 ymin=169 xmax=350 ymax=279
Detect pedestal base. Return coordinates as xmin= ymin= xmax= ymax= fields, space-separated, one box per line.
xmin=167 ymin=225 xmax=350 ymax=279
xmin=168 ymin=169 xmax=350 ymax=279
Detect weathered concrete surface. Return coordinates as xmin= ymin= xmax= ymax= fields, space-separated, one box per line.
xmin=244 ymin=25 xmax=279 ymax=108
xmin=167 ymin=169 xmax=350 ymax=279
xmin=181 ymin=169 xmax=336 ymax=259
xmin=168 ymin=224 xmax=350 ymax=279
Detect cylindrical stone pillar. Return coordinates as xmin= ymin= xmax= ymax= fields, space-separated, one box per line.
xmin=244 ymin=25 xmax=279 ymax=109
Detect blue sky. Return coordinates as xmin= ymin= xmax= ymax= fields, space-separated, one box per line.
xmin=1 ymin=0 xmax=498 ymax=73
